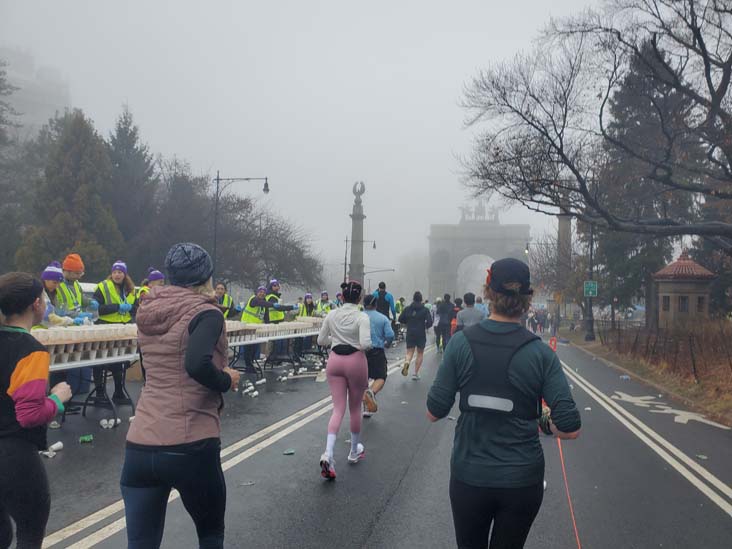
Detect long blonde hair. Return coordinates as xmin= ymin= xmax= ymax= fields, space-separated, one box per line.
xmin=190 ymin=278 xmax=215 ymax=298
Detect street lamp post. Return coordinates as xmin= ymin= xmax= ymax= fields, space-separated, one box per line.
xmin=585 ymin=224 xmax=596 ymax=341
xmin=363 ymin=268 xmax=396 ymax=294
xmin=213 ymin=170 xmax=269 ymax=280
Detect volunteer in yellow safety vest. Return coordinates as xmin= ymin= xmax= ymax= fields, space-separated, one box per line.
xmin=214 ymin=282 xmax=237 ymax=319
xmin=241 ymin=286 xmax=270 ymax=324
xmin=299 ymin=293 xmax=316 ymax=317
xmin=264 ymin=279 xmax=298 ymax=323
xmin=316 ymin=291 xmax=333 ymax=316
xmin=91 ymin=260 xmax=137 ymax=404
xmin=39 ymin=261 xmax=79 ymax=328
xmin=56 ymin=253 xmax=99 ymax=317
xmin=136 ymin=267 xmax=165 ymax=300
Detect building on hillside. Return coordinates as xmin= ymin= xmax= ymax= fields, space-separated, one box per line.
xmin=653 ymin=250 xmax=716 ymax=329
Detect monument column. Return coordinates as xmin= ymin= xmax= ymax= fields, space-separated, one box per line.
xmin=349 ymin=181 xmax=366 ymax=284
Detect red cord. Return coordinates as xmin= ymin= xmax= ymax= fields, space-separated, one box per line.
xmin=557 ymin=438 xmax=582 ymax=549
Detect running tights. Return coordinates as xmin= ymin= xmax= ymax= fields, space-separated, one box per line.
xmin=326 ymin=351 xmax=369 ymax=436
xmin=449 ymin=477 xmax=543 ymax=549
xmin=120 ymin=440 xmax=226 ymax=549
xmin=0 ymin=438 xmax=50 ymax=549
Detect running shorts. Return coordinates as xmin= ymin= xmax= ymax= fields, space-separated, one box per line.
xmin=406 ymin=333 xmax=427 ymax=350
xmin=366 ymin=347 xmax=388 ymax=380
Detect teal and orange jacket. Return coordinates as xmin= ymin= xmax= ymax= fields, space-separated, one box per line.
xmin=0 ymin=327 xmax=62 ymax=450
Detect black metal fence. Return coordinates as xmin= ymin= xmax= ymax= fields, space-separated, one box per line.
xmin=594 ymin=319 xmax=732 ymax=383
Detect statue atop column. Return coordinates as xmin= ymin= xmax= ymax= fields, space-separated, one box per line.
xmin=349 ymin=181 xmax=366 ymax=284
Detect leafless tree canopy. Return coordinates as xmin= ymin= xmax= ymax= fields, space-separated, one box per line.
xmin=463 ymin=0 xmax=732 ymax=251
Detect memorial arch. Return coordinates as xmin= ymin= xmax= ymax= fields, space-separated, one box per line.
xmin=428 ymin=217 xmax=530 ymax=300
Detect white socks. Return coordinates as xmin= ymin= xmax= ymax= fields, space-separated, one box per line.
xmin=350 ymin=432 xmax=360 ymax=455
xmin=326 ymin=433 xmax=337 ymax=459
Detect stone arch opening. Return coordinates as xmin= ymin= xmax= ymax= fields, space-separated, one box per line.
xmin=456 ymin=254 xmax=495 ymax=298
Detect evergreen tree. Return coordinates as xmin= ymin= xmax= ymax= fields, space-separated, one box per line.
xmin=0 ymin=60 xmax=18 ymax=146
xmin=15 ymin=110 xmax=125 ymax=280
xmin=106 ymin=106 xmax=158 ymax=263
xmin=593 ymin=42 xmax=697 ymax=327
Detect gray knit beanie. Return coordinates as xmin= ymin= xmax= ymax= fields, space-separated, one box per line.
xmin=164 ymin=243 xmax=214 ymax=287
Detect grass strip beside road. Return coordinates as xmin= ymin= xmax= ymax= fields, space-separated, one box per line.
xmin=559 ymin=329 xmax=732 ymax=427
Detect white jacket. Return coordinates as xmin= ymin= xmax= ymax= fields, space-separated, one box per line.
xmin=317 ymin=303 xmax=372 ymax=350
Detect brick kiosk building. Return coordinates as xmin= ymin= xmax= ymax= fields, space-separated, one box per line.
xmin=653 ymin=251 xmax=716 ymax=329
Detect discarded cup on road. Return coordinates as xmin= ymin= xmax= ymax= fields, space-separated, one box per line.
xmin=49 ymin=420 xmax=61 ymax=430
xmin=283 ymin=449 xmax=295 ymax=455
xmin=255 ymin=379 xmax=267 ymax=385
xmin=79 ymin=434 xmax=94 ymax=444
xmin=40 ymin=450 xmax=56 ymax=459
xmin=48 ymin=441 xmax=63 ymax=452
xmin=620 ymin=375 xmax=631 ymax=381
xmin=100 ymin=419 xmax=110 ymax=429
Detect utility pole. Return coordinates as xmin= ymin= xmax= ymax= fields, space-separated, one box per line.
xmin=585 ymin=224 xmax=596 ymax=341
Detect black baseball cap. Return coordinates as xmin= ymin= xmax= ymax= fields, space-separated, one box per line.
xmin=487 ymin=258 xmax=533 ymax=295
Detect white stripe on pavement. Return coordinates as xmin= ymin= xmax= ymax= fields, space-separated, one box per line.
xmin=65 ymin=404 xmax=337 ymax=548
xmin=44 ymin=350 xmax=432 ymax=548
xmin=562 ymin=363 xmax=732 ymax=518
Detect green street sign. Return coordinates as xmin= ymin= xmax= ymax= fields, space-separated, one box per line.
xmin=584 ymin=280 xmax=598 ymax=297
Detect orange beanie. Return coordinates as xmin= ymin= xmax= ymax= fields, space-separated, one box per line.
xmin=62 ymin=253 xmax=85 ymax=272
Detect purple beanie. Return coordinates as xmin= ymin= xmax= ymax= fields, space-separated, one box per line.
xmin=147 ymin=267 xmax=164 ymax=282
xmin=304 ymin=293 xmax=313 ymax=299
xmin=257 ymin=285 xmax=267 ymax=292
xmin=112 ymin=260 xmax=128 ymax=275
xmin=42 ymin=261 xmax=64 ymax=282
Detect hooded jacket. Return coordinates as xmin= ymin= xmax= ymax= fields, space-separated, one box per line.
xmin=128 ymin=285 xmax=229 ymax=446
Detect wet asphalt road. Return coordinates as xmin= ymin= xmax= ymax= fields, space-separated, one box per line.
xmin=40 ymin=337 xmax=732 ymax=548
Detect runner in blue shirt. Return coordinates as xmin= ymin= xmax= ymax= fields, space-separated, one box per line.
xmin=362 ymin=295 xmax=394 ymax=416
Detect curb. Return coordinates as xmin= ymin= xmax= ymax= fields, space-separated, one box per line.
xmin=567 ymin=341 xmax=732 ymax=428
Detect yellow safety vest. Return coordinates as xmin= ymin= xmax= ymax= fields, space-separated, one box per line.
xmin=241 ymin=295 xmax=265 ymax=324
xmin=97 ymin=280 xmax=135 ymax=323
xmin=266 ymin=293 xmax=284 ymax=322
xmin=316 ymin=300 xmax=332 ymax=316
xmin=218 ymin=294 xmax=233 ymax=319
xmin=57 ymin=280 xmax=83 ymax=313
xmin=136 ymin=286 xmax=150 ymax=300
xmin=298 ymin=303 xmax=314 ymax=317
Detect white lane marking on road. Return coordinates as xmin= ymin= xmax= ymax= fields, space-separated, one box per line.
xmin=610 ymin=391 xmax=730 ymax=430
xmin=65 ymin=404 xmax=336 ymax=548
xmin=563 ymin=364 xmax=732 ymax=517
xmin=43 ymin=352 xmax=424 ymax=547
xmin=43 ymin=396 xmax=331 ymax=548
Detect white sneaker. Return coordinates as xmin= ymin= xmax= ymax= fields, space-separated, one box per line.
xmin=412 ymin=373 xmax=421 ymax=380
xmin=320 ymin=453 xmax=336 ymax=480
xmin=348 ymin=443 xmax=365 ymax=464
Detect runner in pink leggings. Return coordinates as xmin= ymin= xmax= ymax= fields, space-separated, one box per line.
xmin=316 ymin=280 xmax=372 ymax=480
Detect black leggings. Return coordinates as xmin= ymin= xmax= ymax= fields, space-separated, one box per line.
xmin=0 ymin=438 xmax=50 ymax=549
xmin=449 ymin=477 xmax=543 ymax=549
xmin=120 ymin=440 xmax=226 ymax=549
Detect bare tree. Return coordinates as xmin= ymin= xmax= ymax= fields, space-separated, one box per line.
xmin=463 ymin=0 xmax=732 ymax=251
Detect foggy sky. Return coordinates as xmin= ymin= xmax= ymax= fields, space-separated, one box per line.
xmin=1 ymin=0 xmax=596 ymax=290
